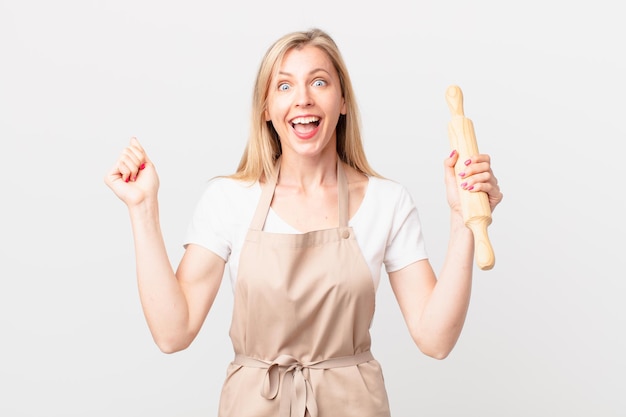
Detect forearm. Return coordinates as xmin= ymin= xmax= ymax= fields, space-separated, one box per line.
xmin=418 ymin=213 xmax=474 ymax=357
xmin=128 ymin=200 xmax=191 ymax=351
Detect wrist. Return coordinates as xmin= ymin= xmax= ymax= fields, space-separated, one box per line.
xmin=450 ymin=212 xmax=472 ymax=237
xmin=128 ymin=198 xmax=160 ymax=221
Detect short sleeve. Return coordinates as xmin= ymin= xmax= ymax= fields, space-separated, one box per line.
xmin=183 ymin=178 xmax=237 ymax=262
xmin=383 ymin=185 xmax=428 ymax=273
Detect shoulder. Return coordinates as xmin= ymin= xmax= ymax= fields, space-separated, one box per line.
xmin=191 ymin=177 xmax=261 ymax=222
xmin=367 ymin=176 xmax=414 ymax=206
xmin=351 ymin=176 xmax=417 ymax=228
xmin=198 ymin=176 xmax=260 ymax=202
xmin=204 ymin=176 xmax=258 ymax=191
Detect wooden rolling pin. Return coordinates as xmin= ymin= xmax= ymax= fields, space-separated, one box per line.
xmin=446 ymin=85 xmax=495 ymax=270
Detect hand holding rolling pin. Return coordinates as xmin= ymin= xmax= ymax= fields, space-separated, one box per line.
xmin=445 ymin=85 xmax=503 ymax=270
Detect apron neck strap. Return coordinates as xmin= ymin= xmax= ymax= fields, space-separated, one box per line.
xmin=250 ymin=157 xmax=349 ymax=231
xmin=337 ymin=159 xmax=349 ymax=228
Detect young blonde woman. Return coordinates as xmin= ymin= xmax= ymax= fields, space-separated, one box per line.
xmin=105 ymin=28 xmax=503 ymax=417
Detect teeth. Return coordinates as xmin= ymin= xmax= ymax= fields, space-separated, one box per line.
xmin=292 ymin=116 xmax=319 ymax=124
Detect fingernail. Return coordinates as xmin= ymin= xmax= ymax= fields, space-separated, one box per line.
xmin=460 ymin=182 xmax=467 ymax=188
xmin=468 ymin=185 xmax=474 ymax=190
xmin=458 ymin=172 xmax=465 ymax=177
xmin=125 ymin=177 xmax=130 ymax=183
xmin=464 ymin=159 xmax=471 ymax=166
xmin=449 ymin=150 xmax=456 ymax=157
xmin=140 ymin=163 xmax=146 ymax=170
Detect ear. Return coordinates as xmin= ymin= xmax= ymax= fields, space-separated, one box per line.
xmin=264 ymin=108 xmax=271 ymax=122
xmin=340 ymin=97 xmax=347 ymax=115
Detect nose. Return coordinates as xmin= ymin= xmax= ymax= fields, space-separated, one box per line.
xmin=295 ymin=86 xmax=313 ymax=107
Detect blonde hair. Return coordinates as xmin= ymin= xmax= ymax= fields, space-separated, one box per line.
xmin=229 ymin=28 xmax=380 ymax=182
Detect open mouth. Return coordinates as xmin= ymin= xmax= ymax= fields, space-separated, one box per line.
xmin=291 ymin=116 xmax=321 ymax=134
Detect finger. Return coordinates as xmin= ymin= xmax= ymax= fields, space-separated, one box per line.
xmin=464 ymin=153 xmax=491 ymax=164
xmin=444 ymin=149 xmax=459 ymax=182
xmin=104 ymin=163 xmax=123 ymax=187
xmin=480 ymin=183 xmax=504 ymax=211
xmin=464 ymin=176 xmax=503 ymax=207
xmin=105 ymin=157 xmax=136 ymax=187
xmin=123 ymin=137 xmax=152 ymax=179
xmin=113 ymin=149 xmax=142 ymax=181
xmin=120 ymin=158 xmax=139 ymax=182
xmin=129 ymin=137 xmax=151 ymax=165
xmin=129 ymin=136 xmax=144 ymax=152
xmin=126 ymin=138 xmax=146 ymax=165
xmin=445 ymin=149 xmax=459 ymax=168
xmin=459 ymin=172 xmax=490 ymax=191
xmin=122 ymin=147 xmax=142 ymax=169
xmin=457 ymin=159 xmax=493 ymax=180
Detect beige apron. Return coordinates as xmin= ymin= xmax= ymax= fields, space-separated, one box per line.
xmin=218 ymin=159 xmax=391 ymax=417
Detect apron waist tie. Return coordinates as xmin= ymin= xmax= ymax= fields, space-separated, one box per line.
xmin=234 ymin=351 xmax=374 ymax=417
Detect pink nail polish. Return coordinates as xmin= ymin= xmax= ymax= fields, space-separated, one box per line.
xmin=458 ymin=172 xmax=465 ymax=178
xmin=125 ymin=177 xmax=130 ymax=183
xmin=468 ymin=185 xmax=474 ymax=191
xmin=449 ymin=150 xmax=457 ymax=158
xmin=460 ymin=182 xmax=467 ymax=188
xmin=140 ymin=163 xmax=146 ymax=170
xmin=464 ymin=159 xmax=471 ymax=166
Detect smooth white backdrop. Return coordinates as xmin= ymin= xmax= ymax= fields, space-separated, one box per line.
xmin=1 ymin=1 xmax=624 ymax=416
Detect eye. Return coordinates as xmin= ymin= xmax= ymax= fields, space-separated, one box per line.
xmin=313 ymin=79 xmax=326 ymax=87
xmin=278 ymin=83 xmax=290 ymax=91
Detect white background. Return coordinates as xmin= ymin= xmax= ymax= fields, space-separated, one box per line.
xmin=1 ymin=0 xmax=624 ymax=416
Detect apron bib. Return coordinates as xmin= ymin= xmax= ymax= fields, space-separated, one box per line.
xmin=218 ymin=159 xmax=391 ymax=417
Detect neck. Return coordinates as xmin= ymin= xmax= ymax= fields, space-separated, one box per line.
xmin=278 ymin=153 xmax=338 ymax=190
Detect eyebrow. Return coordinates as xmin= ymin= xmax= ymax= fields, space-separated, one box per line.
xmin=277 ymin=68 xmax=332 ymax=77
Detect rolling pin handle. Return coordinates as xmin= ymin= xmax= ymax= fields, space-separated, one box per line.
xmin=467 ymin=217 xmax=495 ymax=271
xmin=446 ymin=85 xmax=465 ymax=117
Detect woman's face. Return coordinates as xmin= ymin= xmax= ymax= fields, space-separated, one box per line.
xmin=265 ymin=45 xmax=346 ymax=160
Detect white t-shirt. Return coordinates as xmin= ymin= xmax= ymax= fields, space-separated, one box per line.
xmin=184 ymin=176 xmax=428 ymax=292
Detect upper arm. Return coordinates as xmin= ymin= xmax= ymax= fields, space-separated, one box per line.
xmin=388 ymin=259 xmax=436 ymax=332
xmin=175 ymin=243 xmax=226 ymax=339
